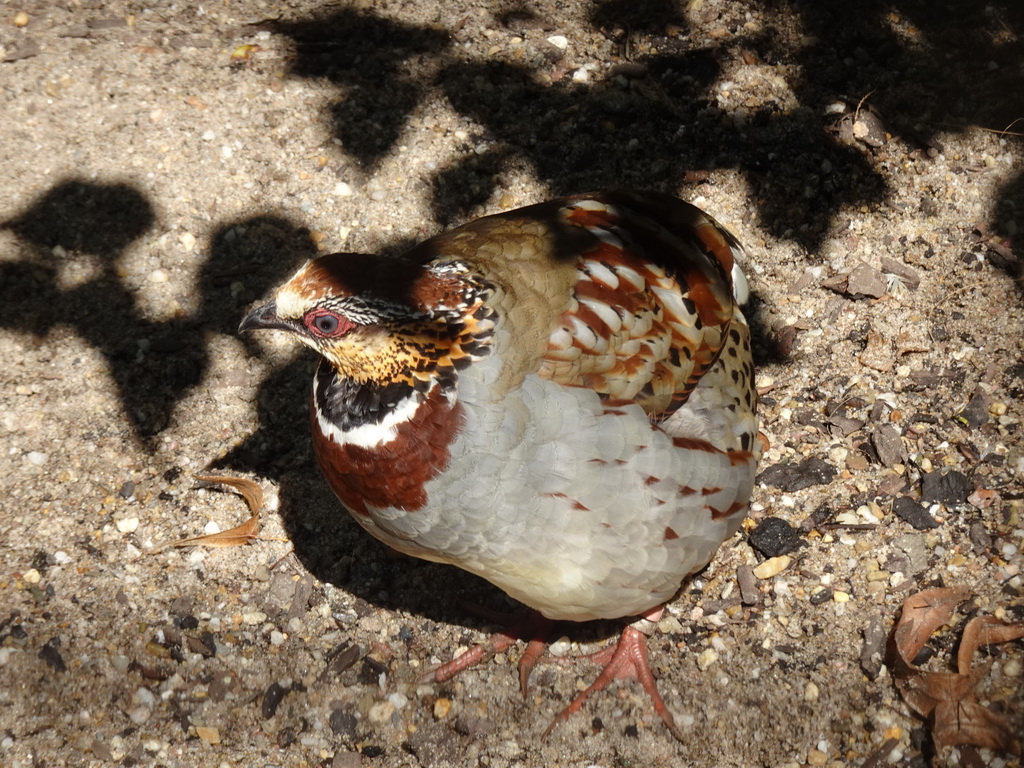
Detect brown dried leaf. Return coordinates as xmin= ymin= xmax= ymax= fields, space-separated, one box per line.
xmin=957 ymin=615 xmax=1024 ymax=674
xmin=896 ymin=668 xmax=983 ymax=719
xmin=933 ymin=700 xmax=1023 ymax=754
xmin=892 ymin=586 xmax=971 ymax=667
xmin=888 ymin=589 xmax=1024 ymax=756
xmin=194 ymin=474 xmax=263 ymax=515
xmin=144 ymin=475 xmax=265 ymax=554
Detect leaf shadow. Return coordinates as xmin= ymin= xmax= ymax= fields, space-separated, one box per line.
xmin=268 ymin=10 xmax=451 ymax=171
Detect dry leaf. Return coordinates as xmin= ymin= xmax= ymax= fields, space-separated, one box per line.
xmin=957 ymin=615 xmax=1024 ymax=675
xmin=933 ymin=700 xmax=1022 ymax=752
xmin=890 ymin=586 xmax=971 ymax=668
xmin=143 ymin=475 xmax=265 ymax=555
xmin=896 ymin=667 xmax=983 ymax=722
xmin=195 ymin=474 xmax=263 ymax=514
xmin=887 ymin=588 xmax=1024 ymax=756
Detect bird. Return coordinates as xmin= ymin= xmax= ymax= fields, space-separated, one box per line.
xmin=239 ymin=190 xmax=761 ymax=739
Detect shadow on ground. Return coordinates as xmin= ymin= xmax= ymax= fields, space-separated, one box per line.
xmin=0 ymin=183 xmax=317 ymax=446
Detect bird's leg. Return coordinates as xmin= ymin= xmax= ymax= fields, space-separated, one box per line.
xmin=542 ymin=606 xmax=684 ymax=741
xmin=423 ymin=610 xmax=554 ymax=697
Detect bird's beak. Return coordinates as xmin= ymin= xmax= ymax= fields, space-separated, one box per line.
xmin=238 ymin=301 xmax=303 ymax=335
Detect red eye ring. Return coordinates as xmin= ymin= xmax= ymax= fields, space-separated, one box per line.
xmin=305 ymin=310 xmax=354 ymax=337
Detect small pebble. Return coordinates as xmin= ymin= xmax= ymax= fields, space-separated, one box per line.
xmin=758 ymin=457 xmax=837 ymax=492
xmin=23 ymin=568 xmax=41 ymax=584
xmin=807 ymin=748 xmax=828 ymax=766
xmin=696 ymin=648 xmax=718 ymax=670
xmin=116 ymin=517 xmax=140 ymax=533
xmin=134 ymin=685 xmax=156 ymax=707
xmin=334 ymin=181 xmax=353 ymax=197
xmin=846 ymin=263 xmax=887 ymax=298
xmin=149 ymin=269 xmax=169 ymax=284
xmin=194 ymin=726 xmax=220 ymax=744
xmin=921 ymin=469 xmax=971 ymax=505
xmin=546 ymin=35 xmax=568 ymax=50
xmin=737 ymin=565 xmax=761 ymax=605
xmin=14 ymin=11 xmax=30 ymax=26
xmin=433 ymin=697 xmax=451 ymax=719
xmin=261 ymin=681 xmax=290 ymax=719
xmin=804 ymin=681 xmax=820 ymax=702
xmin=748 ymin=517 xmax=802 ymax=557
xmin=548 ymin=636 xmax=572 ymax=656
xmin=367 ymin=700 xmax=395 ymax=724
xmin=833 ymin=590 xmax=851 ymax=603
xmin=333 ymin=752 xmax=363 ymax=768
xmin=26 ymin=451 xmax=48 ymax=466
xmin=809 ymin=587 xmax=833 ymax=605
xmin=891 ymin=496 xmax=938 ymax=530
xmin=572 ymin=68 xmax=590 ymax=83
xmin=753 ymin=555 xmax=791 ymax=579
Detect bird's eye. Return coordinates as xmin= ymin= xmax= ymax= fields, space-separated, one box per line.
xmin=314 ymin=314 xmax=339 ymax=334
xmin=305 ymin=310 xmax=353 ymax=337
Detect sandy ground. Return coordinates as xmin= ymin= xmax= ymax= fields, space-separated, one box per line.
xmin=1 ymin=1 xmax=1022 ymax=767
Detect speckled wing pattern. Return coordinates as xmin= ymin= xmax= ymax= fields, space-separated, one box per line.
xmin=539 ymin=193 xmax=740 ymax=422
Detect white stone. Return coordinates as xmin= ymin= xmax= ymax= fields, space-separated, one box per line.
xmin=26 ymin=451 xmax=48 ymax=466
xmin=116 ymin=517 xmax=140 ymax=533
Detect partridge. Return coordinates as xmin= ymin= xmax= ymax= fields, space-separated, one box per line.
xmin=239 ymin=190 xmax=761 ymax=738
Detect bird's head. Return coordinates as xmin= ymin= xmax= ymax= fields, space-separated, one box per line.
xmin=239 ymin=252 xmax=494 ymax=390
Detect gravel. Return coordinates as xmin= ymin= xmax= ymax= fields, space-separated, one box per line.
xmin=1 ymin=1 xmax=1022 ymax=767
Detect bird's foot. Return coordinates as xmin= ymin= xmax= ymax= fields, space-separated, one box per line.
xmin=422 ymin=606 xmax=683 ymax=741
xmin=421 ymin=610 xmax=554 ymax=697
xmin=543 ymin=607 xmax=683 ymax=741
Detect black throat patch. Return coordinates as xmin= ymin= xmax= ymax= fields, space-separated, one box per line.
xmin=314 ymin=362 xmax=423 ymax=431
